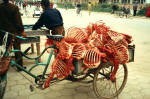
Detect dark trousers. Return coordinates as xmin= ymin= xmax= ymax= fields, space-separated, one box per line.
xmin=13 ymin=38 xmax=23 ymax=68
xmin=51 ymin=25 xmax=65 ymax=36
xmin=133 ymin=10 xmax=137 ymax=16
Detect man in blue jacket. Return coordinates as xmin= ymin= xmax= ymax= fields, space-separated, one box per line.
xmin=32 ymin=0 xmax=65 ymax=36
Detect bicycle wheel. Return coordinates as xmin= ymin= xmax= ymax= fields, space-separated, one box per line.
xmin=93 ymin=63 xmax=128 ymax=99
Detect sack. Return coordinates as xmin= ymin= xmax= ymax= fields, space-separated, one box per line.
xmin=0 ymin=57 xmax=11 ymax=75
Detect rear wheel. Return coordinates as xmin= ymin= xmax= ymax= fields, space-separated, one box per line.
xmin=93 ymin=63 xmax=128 ymax=99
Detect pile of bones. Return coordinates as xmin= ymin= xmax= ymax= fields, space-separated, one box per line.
xmin=44 ymin=20 xmax=132 ymax=88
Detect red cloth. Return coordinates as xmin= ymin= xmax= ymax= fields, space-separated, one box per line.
xmin=146 ymin=5 xmax=150 ymax=17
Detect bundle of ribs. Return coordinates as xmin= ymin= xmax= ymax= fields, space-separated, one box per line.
xmin=44 ymin=20 xmax=132 ymax=88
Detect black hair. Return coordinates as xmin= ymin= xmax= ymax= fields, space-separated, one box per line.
xmin=40 ymin=0 xmax=50 ymax=7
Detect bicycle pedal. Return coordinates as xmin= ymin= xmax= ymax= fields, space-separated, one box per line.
xmin=23 ymin=66 xmax=27 ymax=69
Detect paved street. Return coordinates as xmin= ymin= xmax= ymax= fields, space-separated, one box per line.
xmin=3 ymin=6 xmax=150 ymax=99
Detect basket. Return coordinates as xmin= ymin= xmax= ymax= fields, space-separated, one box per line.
xmin=128 ymin=44 xmax=135 ymax=62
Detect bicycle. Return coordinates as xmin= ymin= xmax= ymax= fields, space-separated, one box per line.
xmin=0 ymin=25 xmax=135 ymax=99
xmin=115 ymin=10 xmax=132 ymax=18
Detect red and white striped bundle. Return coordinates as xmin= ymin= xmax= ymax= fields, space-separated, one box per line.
xmin=44 ymin=20 xmax=132 ymax=88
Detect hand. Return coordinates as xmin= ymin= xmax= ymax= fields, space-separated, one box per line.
xmin=22 ymin=31 xmax=27 ymax=37
xmin=12 ymin=35 xmax=16 ymax=39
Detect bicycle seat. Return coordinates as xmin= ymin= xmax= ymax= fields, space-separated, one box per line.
xmin=46 ymin=35 xmax=64 ymax=42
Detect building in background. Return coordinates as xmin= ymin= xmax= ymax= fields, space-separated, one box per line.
xmin=17 ymin=0 xmax=150 ymax=6
xmin=53 ymin=0 xmax=150 ymax=4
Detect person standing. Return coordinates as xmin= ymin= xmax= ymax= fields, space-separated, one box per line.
xmin=146 ymin=5 xmax=150 ymax=17
xmin=112 ymin=4 xmax=117 ymax=14
xmin=122 ymin=4 xmax=127 ymax=14
xmin=49 ymin=2 xmax=53 ymax=8
xmin=32 ymin=0 xmax=65 ymax=36
xmin=64 ymin=2 xmax=68 ymax=10
xmin=76 ymin=2 xmax=81 ymax=15
xmin=22 ymin=2 xmax=27 ymax=10
xmin=88 ymin=2 xmax=92 ymax=16
xmin=0 ymin=0 xmax=26 ymax=72
xmin=133 ymin=3 xmax=138 ymax=16
xmin=125 ymin=6 xmax=131 ymax=18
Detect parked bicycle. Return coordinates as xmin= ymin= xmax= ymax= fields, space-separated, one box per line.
xmin=115 ymin=6 xmax=132 ymax=18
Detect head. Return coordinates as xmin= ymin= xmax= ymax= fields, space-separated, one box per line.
xmin=9 ymin=0 xmax=14 ymax=3
xmin=41 ymin=0 xmax=50 ymax=9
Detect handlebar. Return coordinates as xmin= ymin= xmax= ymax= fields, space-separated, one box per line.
xmin=0 ymin=27 xmax=40 ymax=40
xmin=0 ymin=29 xmax=27 ymax=40
xmin=11 ymin=45 xmax=58 ymax=60
xmin=16 ymin=35 xmax=28 ymax=40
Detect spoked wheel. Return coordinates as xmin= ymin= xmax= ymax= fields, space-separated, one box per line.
xmin=93 ymin=63 xmax=128 ymax=99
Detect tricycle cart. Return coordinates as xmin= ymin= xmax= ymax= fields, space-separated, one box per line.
xmin=0 ymin=22 xmax=135 ymax=99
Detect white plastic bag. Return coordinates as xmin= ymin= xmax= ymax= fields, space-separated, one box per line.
xmin=0 ymin=32 xmax=8 ymax=58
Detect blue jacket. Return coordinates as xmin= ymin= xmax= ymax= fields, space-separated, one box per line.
xmin=32 ymin=7 xmax=63 ymax=30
